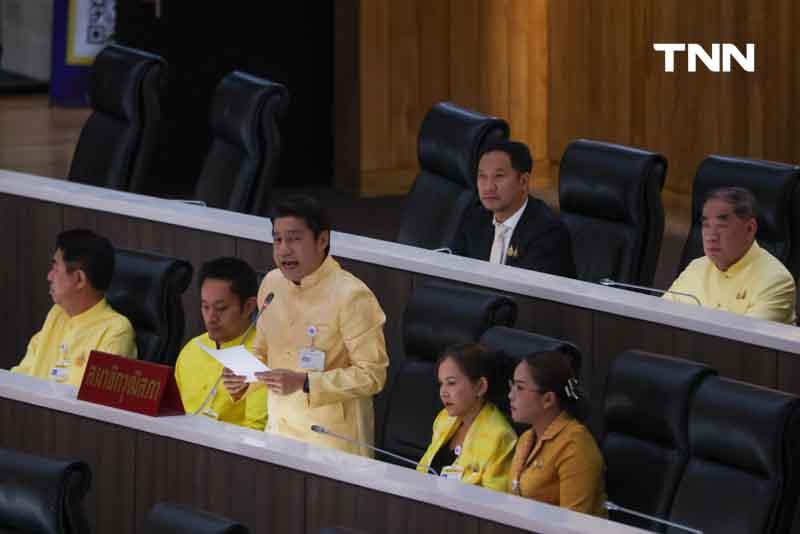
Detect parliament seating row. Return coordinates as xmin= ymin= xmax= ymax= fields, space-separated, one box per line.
xmin=398 ymin=102 xmax=800 ymax=286
xmin=68 ymin=45 xmax=289 ymax=216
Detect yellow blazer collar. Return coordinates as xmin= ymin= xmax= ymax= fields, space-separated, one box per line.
xmin=288 ymin=255 xmax=339 ymax=292
xmin=433 ymin=402 xmax=496 ymax=457
xmin=201 ymin=326 xmax=256 ymax=350
xmin=60 ymin=297 xmax=110 ymax=327
xmin=717 ymin=240 xmax=760 ymax=278
xmin=526 ymin=411 xmax=573 ymax=466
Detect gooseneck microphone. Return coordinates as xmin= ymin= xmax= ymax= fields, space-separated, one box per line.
xmin=192 ymin=292 xmax=275 ymax=417
xmin=604 ymin=502 xmax=704 ymax=534
xmin=598 ymin=278 xmax=702 ymax=306
xmin=310 ymin=425 xmax=438 ymax=476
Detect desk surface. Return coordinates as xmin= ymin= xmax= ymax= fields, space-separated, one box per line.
xmin=3 ymin=170 xmax=800 ymax=354
xmin=0 ymin=370 xmax=645 ymax=534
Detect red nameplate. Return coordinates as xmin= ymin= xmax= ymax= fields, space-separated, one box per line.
xmin=77 ymin=351 xmax=185 ymax=416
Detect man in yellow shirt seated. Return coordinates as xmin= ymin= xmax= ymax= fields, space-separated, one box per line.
xmin=13 ymin=229 xmax=138 ymax=386
xmin=665 ymin=187 xmax=796 ymax=324
xmin=174 ymin=257 xmax=267 ymax=430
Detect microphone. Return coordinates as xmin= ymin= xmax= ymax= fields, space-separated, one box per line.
xmin=598 ymin=278 xmax=702 ymax=306
xmin=193 ymin=292 xmax=274 ymax=417
xmin=310 ymin=425 xmax=438 ymax=476
xmin=604 ymin=502 xmax=704 ymax=534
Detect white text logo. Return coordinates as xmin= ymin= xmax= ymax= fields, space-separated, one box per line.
xmin=653 ymin=43 xmax=755 ymax=72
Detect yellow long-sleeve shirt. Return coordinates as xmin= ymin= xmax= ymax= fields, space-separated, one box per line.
xmin=174 ymin=328 xmax=267 ymax=431
xmin=252 ymin=255 xmax=389 ymax=456
xmin=665 ymin=241 xmax=796 ymax=324
xmin=12 ymin=298 xmax=138 ymax=387
xmin=509 ymin=412 xmax=607 ymax=517
xmin=417 ymin=402 xmax=517 ymax=492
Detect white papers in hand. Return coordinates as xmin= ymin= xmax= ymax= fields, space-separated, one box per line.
xmin=195 ymin=341 xmax=270 ymax=382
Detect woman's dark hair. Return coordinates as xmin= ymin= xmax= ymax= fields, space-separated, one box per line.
xmin=436 ymin=342 xmax=511 ymax=410
xmin=522 ymin=350 xmax=586 ymax=421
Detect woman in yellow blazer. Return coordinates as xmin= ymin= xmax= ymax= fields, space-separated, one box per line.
xmin=417 ymin=343 xmax=517 ymax=492
xmin=508 ymin=351 xmax=607 ymax=517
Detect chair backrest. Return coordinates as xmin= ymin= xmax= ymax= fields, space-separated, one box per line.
xmin=193 ymin=71 xmax=289 ymax=214
xmin=381 ymin=280 xmax=516 ymax=461
xmin=668 ymin=376 xmax=800 ymax=534
xmin=602 ymin=350 xmax=714 ymax=532
xmin=106 ymin=248 xmax=193 ymax=365
xmin=0 ymin=448 xmax=91 ymax=534
xmin=559 ymin=139 xmax=667 ymax=285
xmin=69 ymin=44 xmax=166 ymax=191
xmin=396 ymin=102 xmax=509 ymax=249
xmin=677 ymin=155 xmax=800 ymax=281
xmin=146 ymin=503 xmax=250 ymax=534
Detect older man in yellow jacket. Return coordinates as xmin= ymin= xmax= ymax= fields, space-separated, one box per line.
xmin=224 ymin=195 xmax=389 ymax=456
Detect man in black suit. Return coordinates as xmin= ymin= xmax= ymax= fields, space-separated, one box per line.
xmin=450 ymin=140 xmax=576 ymax=278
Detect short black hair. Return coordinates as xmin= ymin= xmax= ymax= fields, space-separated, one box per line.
xmin=198 ymin=257 xmax=258 ymax=307
xmin=479 ymin=140 xmax=534 ymax=174
xmin=704 ymin=186 xmax=760 ymax=221
xmin=56 ymin=228 xmax=115 ymax=292
xmin=436 ymin=342 xmax=513 ymax=412
xmin=270 ymin=194 xmax=332 ymax=254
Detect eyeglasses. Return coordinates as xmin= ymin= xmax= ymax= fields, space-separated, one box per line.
xmin=508 ymin=380 xmax=544 ymax=395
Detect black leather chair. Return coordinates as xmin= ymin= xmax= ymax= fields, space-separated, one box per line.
xmin=601 ymin=350 xmax=714 ymax=532
xmin=396 ymin=102 xmax=509 ymax=249
xmin=558 ymin=139 xmax=667 ymax=285
xmin=69 ymin=44 xmax=166 ymax=191
xmin=676 ymin=155 xmax=800 ymax=281
xmin=668 ymin=376 xmax=800 ymax=534
xmin=0 ymin=448 xmax=91 ymax=534
xmin=146 ymin=503 xmax=250 ymax=534
xmin=193 ymin=71 xmax=289 ymax=215
xmin=106 ymin=248 xmax=193 ymax=365
xmin=381 ymin=280 xmax=516 ymax=463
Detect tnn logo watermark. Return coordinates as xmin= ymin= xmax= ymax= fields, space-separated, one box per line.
xmin=653 ymin=43 xmax=755 ymax=72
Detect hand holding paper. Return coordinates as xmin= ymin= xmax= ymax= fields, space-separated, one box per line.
xmin=195 ymin=342 xmax=270 ymax=382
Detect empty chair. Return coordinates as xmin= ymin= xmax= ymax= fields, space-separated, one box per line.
xmin=0 ymin=448 xmax=91 ymax=534
xmin=397 ymin=102 xmax=509 ymax=249
xmin=193 ymin=71 xmax=289 ymax=215
xmin=668 ymin=376 xmax=800 ymax=534
xmin=558 ymin=139 xmax=667 ymax=285
xmin=381 ymin=280 xmax=516 ymax=463
xmin=601 ymin=350 xmax=714 ymax=532
xmin=106 ymin=248 xmax=193 ymax=365
xmin=677 ymin=155 xmax=800 ymax=281
xmin=69 ymin=44 xmax=166 ymax=191
xmin=146 ymin=503 xmax=250 ymax=534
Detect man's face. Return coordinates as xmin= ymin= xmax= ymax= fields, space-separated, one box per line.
xmin=47 ymin=249 xmax=81 ymax=306
xmin=201 ymin=278 xmax=256 ymax=344
xmin=701 ymin=198 xmax=757 ymax=271
xmin=272 ymin=216 xmax=329 ymax=284
xmin=477 ymin=150 xmax=529 ymax=220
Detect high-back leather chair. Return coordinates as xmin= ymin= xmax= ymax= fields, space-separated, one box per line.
xmin=106 ymin=248 xmax=193 ymax=365
xmin=559 ymin=139 xmax=667 ymax=285
xmin=396 ymin=102 xmax=509 ymax=249
xmin=0 ymin=448 xmax=91 ymax=534
xmin=602 ymin=350 xmax=714 ymax=532
xmin=381 ymin=280 xmax=516 ymax=462
xmin=668 ymin=376 xmax=800 ymax=534
xmin=676 ymin=155 xmax=800 ymax=281
xmin=193 ymin=71 xmax=289 ymax=215
xmin=69 ymin=44 xmax=166 ymax=191
xmin=146 ymin=503 xmax=250 ymax=534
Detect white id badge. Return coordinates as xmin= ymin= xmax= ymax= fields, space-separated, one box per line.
xmin=50 ymin=366 xmax=69 ymax=383
xmin=440 ymin=465 xmax=464 ymax=481
xmin=299 ymin=347 xmax=326 ymax=370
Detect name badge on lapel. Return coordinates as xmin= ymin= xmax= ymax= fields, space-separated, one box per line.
xmin=440 ymin=465 xmax=464 ymax=481
xmin=299 ymin=325 xmax=325 ymax=370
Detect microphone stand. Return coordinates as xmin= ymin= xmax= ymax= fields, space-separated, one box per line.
xmin=598 ymin=278 xmax=702 ymax=306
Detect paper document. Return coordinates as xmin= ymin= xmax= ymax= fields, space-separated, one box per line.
xmin=195 ymin=341 xmax=270 ymax=382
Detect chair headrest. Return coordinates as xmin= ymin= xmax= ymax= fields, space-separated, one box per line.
xmin=89 ymin=44 xmax=165 ymax=122
xmin=210 ymin=71 xmax=289 ymax=153
xmin=689 ymin=376 xmax=800 ymax=479
xmin=417 ymin=102 xmax=509 ymax=188
xmin=693 ymin=155 xmax=800 ymax=243
xmin=559 ymin=139 xmax=667 ymax=224
xmin=604 ymin=350 xmax=715 ymax=448
xmin=146 ymin=503 xmax=250 ymax=534
xmin=403 ymin=280 xmax=516 ymax=361
xmin=479 ymin=326 xmax=581 ymax=374
xmin=0 ymin=449 xmax=91 ymax=534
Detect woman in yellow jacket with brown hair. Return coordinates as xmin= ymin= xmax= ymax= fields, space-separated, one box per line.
xmin=417 ymin=343 xmax=517 ymax=492
xmin=508 ymin=351 xmax=607 ymax=517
